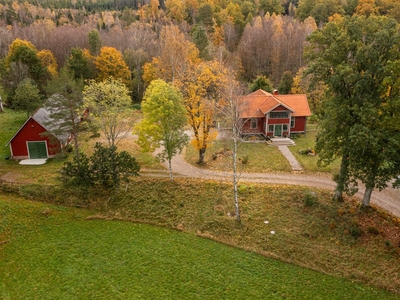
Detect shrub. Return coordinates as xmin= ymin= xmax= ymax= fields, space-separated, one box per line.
xmin=132 ymin=103 xmax=141 ymax=110
xmin=367 ymin=227 xmax=380 ymax=235
xmin=240 ymin=155 xmax=249 ymax=165
xmin=349 ymin=224 xmax=363 ymax=238
xmin=303 ymin=191 xmax=318 ymax=207
xmin=60 ymin=143 xmax=140 ymax=188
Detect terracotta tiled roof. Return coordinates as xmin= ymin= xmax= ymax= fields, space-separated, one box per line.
xmin=275 ymin=94 xmax=312 ymax=117
xmin=239 ymin=89 xmax=311 ymax=118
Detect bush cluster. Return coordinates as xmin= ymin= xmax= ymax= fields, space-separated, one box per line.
xmin=60 ymin=142 xmax=140 ymax=188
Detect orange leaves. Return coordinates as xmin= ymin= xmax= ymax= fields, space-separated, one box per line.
xmin=37 ymin=49 xmax=58 ymax=76
xmin=94 ymin=46 xmax=131 ymax=86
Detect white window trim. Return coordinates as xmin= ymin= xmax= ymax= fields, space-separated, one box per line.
xmin=250 ymin=118 xmax=258 ymax=129
xmin=290 ymin=117 xmax=295 ymax=128
xmin=270 ymin=111 xmax=289 ymax=119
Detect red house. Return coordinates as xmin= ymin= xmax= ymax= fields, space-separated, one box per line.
xmin=6 ymin=107 xmax=69 ymax=160
xmin=239 ymin=89 xmax=312 ymax=138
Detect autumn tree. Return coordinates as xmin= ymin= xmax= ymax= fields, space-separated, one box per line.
xmin=5 ymin=39 xmax=48 ymax=94
xmin=94 ymin=46 xmax=131 ymax=86
xmin=83 ymin=78 xmax=134 ymax=148
xmin=176 ymin=60 xmax=228 ymax=165
xmin=37 ymin=49 xmax=58 ymax=76
xmin=306 ymin=15 xmax=400 ymax=205
xmin=0 ymin=27 xmax=12 ymax=59
xmin=135 ymin=79 xmax=189 ymax=180
xmin=124 ymin=23 xmax=159 ymax=102
xmin=165 ymin=0 xmax=187 ymax=22
xmin=159 ymin=24 xmax=199 ymax=83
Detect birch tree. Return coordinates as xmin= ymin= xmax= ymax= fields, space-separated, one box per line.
xmin=217 ymin=71 xmax=247 ymax=222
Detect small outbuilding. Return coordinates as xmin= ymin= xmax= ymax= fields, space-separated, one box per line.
xmin=6 ymin=107 xmax=70 ymax=160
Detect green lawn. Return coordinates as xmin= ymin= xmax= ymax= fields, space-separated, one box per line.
xmin=289 ymin=130 xmax=341 ymax=175
xmin=185 ymin=139 xmax=292 ymax=173
xmin=0 ymin=194 xmax=397 ymax=299
xmin=184 ymin=128 xmax=341 ymax=175
xmin=0 ymin=108 xmax=27 ymax=159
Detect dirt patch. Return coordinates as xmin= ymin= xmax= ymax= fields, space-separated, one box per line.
xmin=0 ymin=172 xmax=32 ymax=184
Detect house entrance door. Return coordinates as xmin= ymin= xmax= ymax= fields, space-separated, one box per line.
xmin=274 ymin=125 xmax=282 ymax=137
xmin=28 ymin=141 xmax=47 ymax=159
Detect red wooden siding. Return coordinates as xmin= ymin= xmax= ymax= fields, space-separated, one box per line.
xmin=10 ymin=118 xmax=60 ymax=158
xmin=241 ymin=118 xmax=264 ymax=134
xmin=291 ymin=117 xmax=307 ymax=133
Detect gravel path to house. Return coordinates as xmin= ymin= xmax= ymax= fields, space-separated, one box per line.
xmin=152 ymin=148 xmax=400 ymax=218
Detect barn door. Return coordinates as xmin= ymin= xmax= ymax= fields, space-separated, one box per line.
xmin=28 ymin=142 xmax=47 ymax=159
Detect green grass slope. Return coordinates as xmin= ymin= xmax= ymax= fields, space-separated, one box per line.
xmin=0 ymin=194 xmax=397 ymax=299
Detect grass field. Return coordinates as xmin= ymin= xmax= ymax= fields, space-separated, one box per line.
xmin=0 ymin=193 xmax=398 ymax=299
xmin=0 ymin=108 xmax=27 ymax=159
xmin=1 ymin=109 xmax=400 ymax=297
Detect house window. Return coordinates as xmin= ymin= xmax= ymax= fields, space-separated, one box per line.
xmin=250 ymin=118 xmax=258 ymax=129
xmin=283 ymin=124 xmax=288 ymax=132
xmin=270 ymin=111 xmax=289 ymax=118
xmin=268 ymin=125 xmax=274 ymax=132
xmin=290 ymin=117 xmax=295 ymax=128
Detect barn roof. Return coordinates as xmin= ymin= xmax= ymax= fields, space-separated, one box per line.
xmin=5 ymin=106 xmax=70 ymax=146
xmin=239 ymin=89 xmax=311 ymax=119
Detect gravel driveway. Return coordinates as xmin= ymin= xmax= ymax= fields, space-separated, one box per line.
xmin=154 ymin=150 xmax=400 ymax=218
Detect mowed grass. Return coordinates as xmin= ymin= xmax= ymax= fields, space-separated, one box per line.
xmin=0 ymin=194 xmax=398 ymax=299
xmin=289 ymin=130 xmax=341 ymax=175
xmin=184 ymin=128 xmax=340 ymax=175
xmin=0 ymin=108 xmax=27 ymax=159
xmin=185 ymin=139 xmax=292 ymax=173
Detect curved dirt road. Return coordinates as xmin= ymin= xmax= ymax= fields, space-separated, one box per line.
xmin=155 ymin=152 xmax=400 ymax=218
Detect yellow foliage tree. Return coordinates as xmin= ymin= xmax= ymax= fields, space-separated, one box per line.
xmin=166 ymin=0 xmax=187 ymax=21
xmin=176 ymin=60 xmax=228 ymax=164
xmin=94 ymin=46 xmax=131 ymax=87
xmin=355 ymin=0 xmax=377 ymax=16
xmin=37 ymin=49 xmax=58 ymax=76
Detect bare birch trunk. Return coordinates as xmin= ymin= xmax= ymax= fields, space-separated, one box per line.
xmin=233 ymin=127 xmax=240 ymax=222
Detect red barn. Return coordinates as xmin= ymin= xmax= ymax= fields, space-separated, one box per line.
xmin=239 ymin=89 xmax=312 ymax=138
xmin=6 ymin=107 xmax=69 ymax=160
